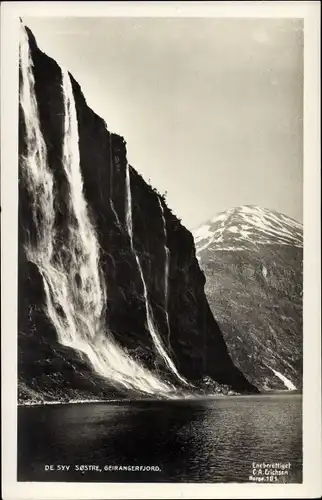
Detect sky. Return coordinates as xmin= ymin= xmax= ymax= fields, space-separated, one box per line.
xmin=23 ymin=17 xmax=303 ymax=230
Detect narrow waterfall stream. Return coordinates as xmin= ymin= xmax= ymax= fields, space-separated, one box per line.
xmin=125 ymin=163 xmax=188 ymax=386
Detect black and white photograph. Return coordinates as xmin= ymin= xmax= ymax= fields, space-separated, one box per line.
xmin=1 ymin=2 xmax=321 ymax=499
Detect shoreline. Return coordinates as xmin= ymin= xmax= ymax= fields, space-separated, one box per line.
xmin=18 ymin=391 xmax=302 ymax=408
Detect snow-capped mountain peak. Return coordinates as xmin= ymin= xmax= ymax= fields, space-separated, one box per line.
xmin=193 ymin=205 xmax=303 ymax=255
xmin=193 ymin=204 xmax=303 ymax=392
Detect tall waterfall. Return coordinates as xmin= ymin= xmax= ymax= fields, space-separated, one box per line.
xmin=19 ymin=24 xmax=173 ymax=397
xmin=125 ymin=164 xmax=188 ymax=386
xmin=158 ymin=197 xmax=171 ymax=348
xmin=108 ymin=131 xmax=121 ymax=227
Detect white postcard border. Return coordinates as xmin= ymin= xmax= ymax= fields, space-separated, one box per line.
xmin=1 ymin=2 xmax=321 ymax=499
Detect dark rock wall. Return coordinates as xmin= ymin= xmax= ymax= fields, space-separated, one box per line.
xmin=18 ymin=27 xmax=257 ymax=401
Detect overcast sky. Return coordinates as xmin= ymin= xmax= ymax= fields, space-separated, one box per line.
xmin=23 ymin=17 xmax=303 ymax=230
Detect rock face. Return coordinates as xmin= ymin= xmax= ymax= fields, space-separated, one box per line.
xmin=194 ymin=205 xmax=303 ymax=392
xmin=18 ymin=25 xmax=258 ymax=404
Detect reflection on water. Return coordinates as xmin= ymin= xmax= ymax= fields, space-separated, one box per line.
xmin=18 ymin=394 xmax=302 ymax=483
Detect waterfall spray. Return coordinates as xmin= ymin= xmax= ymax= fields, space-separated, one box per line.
xmin=125 ymin=164 xmax=188 ymax=386
xmin=19 ymin=23 xmax=174 ymax=397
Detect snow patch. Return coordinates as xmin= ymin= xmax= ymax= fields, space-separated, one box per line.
xmin=194 ymin=205 xmax=303 ymax=253
xmin=262 ymin=265 xmax=268 ymax=278
xmin=268 ymin=366 xmax=297 ymax=391
xmin=193 ymin=224 xmax=213 ymax=243
xmin=211 ymin=213 xmax=226 ymax=223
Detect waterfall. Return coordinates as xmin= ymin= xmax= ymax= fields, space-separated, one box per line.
xmin=19 ymin=24 xmax=173 ymax=397
xmin=108 ymin=131 xmax=121 ymax=227
xmin=158 ymin=197 xmax=171 ymax=348
xmin=125 ymin=164 xmax=188 ymax=386
xmin=125 ymin=161 xmax=133 ymax=247
xmin=19 ymin=28 xmax=55 ymax=266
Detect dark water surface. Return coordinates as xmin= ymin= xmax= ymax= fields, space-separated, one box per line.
xmin=18 ymin=394 xmax=302 ymax=483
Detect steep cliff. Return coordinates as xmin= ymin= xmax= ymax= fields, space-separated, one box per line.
xmin=194 ymin=205 xmax=303 ymax=392
xmin=18 ymin=25 xmax=257 ymax=403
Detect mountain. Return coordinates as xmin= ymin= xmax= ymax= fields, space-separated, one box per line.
xmin=17 ymin=25 xmax=258 ymax=404
xmin=194 ymin=205 xmax=303 ymax=392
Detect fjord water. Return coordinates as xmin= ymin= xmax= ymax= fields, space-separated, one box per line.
xmin=18 ymin=394 xmax=302 ymax=483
